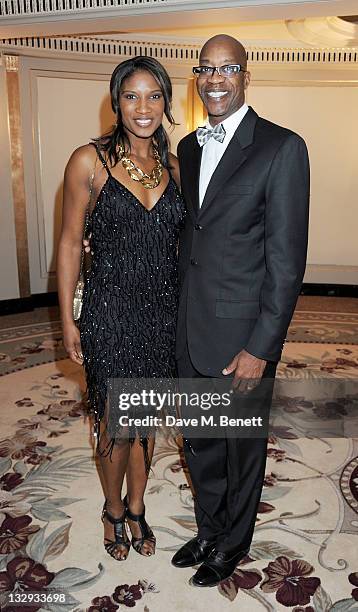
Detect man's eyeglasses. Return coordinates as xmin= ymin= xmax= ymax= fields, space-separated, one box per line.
xmin=192 ymin=65 xmax=247 ymax=78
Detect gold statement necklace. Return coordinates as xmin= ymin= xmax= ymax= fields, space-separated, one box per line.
xmin=119 ymin=143 xmax=163 ymax=190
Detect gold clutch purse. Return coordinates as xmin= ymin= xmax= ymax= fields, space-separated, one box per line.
xmin=73 ymin=279 xmax=85 ymax=321
xmin=73 ymin=157 xmax=97 ymax=322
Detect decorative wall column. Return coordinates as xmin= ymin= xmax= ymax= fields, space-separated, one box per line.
xmin=5 ymin=54 xmax=30 ymax=298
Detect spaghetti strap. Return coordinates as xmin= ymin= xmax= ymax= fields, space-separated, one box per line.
xmin=90 ymin=142 xmax=111 ymax=177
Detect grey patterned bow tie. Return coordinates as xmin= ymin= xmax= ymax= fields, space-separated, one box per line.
xmin=196 ymin=123 xmax=226 ymax=147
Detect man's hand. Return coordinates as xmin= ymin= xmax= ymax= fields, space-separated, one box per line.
xmin=222 ymin=349 xmax=267 ymax=393
xmin=83 ymin=232 xmax=92 ymax=254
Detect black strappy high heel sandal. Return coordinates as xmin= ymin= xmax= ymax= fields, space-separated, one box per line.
xmin=123 ymin=495 xmax=156 ymax=556
xmin=101 ymin=501 xmax=131 ymax=561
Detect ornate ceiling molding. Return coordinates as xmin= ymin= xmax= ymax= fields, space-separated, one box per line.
xmin=286 ymin=16 xmax=358 ymax=47
xmin=3 ymin=1 xmax=358 ymax=40
xmin=0 ymin=35 xmax=358 ymax=65
xmin=0 ymin=0 xmax=345 ymax=20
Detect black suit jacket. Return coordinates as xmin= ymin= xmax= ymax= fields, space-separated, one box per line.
xmin=176 ymin=106 xmax=310 ymax=375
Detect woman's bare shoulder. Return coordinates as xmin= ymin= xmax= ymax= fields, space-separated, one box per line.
xmin=66 ymin=143 xmax=97 ymax=173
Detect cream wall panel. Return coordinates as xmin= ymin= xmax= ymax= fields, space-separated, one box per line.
xmin=0 ymin=64 xmax=20 ymax=300
xmin=36 ymin=74 xmax=112 ymax=277
xmin=247 ymin=81 xmax=358 ymax=281
xmin=165 ymin=79 xmax=192 ymax=153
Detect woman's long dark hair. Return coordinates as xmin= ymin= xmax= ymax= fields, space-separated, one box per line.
xmin=93 ymin=56 xmax=175 ymax=168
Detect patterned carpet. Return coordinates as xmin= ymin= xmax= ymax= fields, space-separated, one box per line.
xmin=0 ymin=309 xmax=357 ymax=611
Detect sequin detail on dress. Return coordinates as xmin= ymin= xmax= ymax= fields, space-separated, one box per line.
xmin=79 ymin=146 xmax=186 ymax=469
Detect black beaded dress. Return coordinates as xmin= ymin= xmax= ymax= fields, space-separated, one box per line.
xmin=79 ymin=145 xmax=185 ymax=468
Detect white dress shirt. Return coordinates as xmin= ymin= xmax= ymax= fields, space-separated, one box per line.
xmin=199 ymin=103 xmax=249 ymax=207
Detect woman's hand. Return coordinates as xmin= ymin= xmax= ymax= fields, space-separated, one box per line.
xmin=63 ymin=321 xmax=84 ymax=365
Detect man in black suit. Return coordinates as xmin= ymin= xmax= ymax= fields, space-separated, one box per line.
xmin=171 ymin=34 xmax=310 ymax=587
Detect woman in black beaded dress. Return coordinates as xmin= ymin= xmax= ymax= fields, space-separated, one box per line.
xmin=57 ymin=57 xmax=185 ymax=561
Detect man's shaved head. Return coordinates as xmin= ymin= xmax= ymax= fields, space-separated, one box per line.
xmin=200 ymin=35 xmax=247 ymax=69
xmin=196 ymin=34 xmax=250 ymax=126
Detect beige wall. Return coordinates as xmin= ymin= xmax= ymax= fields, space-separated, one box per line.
xmin=247 ymin=76 xmax=358 ymax=282
xmin=36 ymin=73 xmax=112 ymax=284
xmin=1 ymin=51 xmax=357 ymax=298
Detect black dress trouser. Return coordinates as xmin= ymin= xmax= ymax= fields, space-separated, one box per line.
xmin=176 ymin=342 xmax=277 ymax=554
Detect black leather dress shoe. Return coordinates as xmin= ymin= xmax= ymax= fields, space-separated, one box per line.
xmin=171 ymin=536 xmax=216 ymax=568
xmin=190 ymin=547 xmax=249 ymax=587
